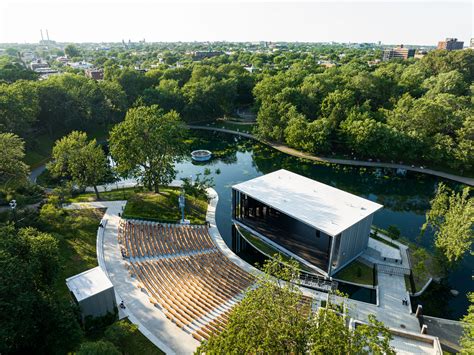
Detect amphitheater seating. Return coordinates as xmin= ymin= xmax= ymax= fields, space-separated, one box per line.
xmin=118 ymin=220 xmax=255 ymax=340
xmin=119 ymin=221 xmax=216 ymax=259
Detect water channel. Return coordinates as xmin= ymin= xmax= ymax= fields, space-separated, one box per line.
xmin=173 ymin=130 xmax=472 ymax=320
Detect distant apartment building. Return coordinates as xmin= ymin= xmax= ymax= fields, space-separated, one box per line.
xmin=470 ymin=38 xmax=474 ymax=48
xmin=437 ymin=38 xmax=464 ymax=51
xmin=36 ymin=68 xmax=59 ymax=79
xmin=30 ymin=60 xmax=50 ymax=71
xmin=382 ymin=45 xmax=415 ymax=61
xmin=56 ymin=55 xmax=69 ymax=64
xmin=85 ymin=68 xmax=104 ymax=80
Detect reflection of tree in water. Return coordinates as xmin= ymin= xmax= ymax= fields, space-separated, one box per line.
xmin=250 ymin=141 xmax=464 ymax=213
xmin=411 ymin=280 xmax=454 ymax=318
xmin=187 ymin=130 xmax=466 ymax=214
xmin=185 ymin=131 xmax=253 ymax=165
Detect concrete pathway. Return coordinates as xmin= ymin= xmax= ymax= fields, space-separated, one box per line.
xmin=84 ymin=179 xmax=183 ymax=193
xmin=65 ymin=200 xmax=198 ymax=355
xmin=189 ymin=125 xmax=474 ymax=186
xmin=206 ymin=188 xmax=421 ymax=333
xmin=64 ymin=189 xmax=422 ymax=354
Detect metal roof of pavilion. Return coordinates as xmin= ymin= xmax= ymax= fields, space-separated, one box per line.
xmin=232 ymin=169 xmax=383 ymax=236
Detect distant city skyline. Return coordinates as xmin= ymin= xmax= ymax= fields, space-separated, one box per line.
xmin=0 ymin=0 xmax=472 ymax=45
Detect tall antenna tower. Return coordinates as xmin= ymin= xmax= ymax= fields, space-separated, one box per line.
xmin=46 ymin=29 xmax=50 ymax=41
xmin=40 ymin=29 xmax=44 ymax=41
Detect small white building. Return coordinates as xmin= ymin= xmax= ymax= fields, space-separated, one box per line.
xmin=66 ymin=267 xmax=116 ymax=319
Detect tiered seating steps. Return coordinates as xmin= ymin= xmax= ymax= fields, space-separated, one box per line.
xmin=118 ymin=220 xmax=255 ymax=340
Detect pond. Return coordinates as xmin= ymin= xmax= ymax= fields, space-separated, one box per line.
xmin=173 ymin=130 xmax=472 ymax=320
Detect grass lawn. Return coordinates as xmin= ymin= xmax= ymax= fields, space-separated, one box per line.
xmin=67 ymin=187 xmax=140 ymax=203
xmin=68 ymin=186 xmax=208 ymax=224
xmin=406 ymin=247 xmax=437 ymax=293
xmin=49 ymin=208 xmax=105 ymax=300
xmin=24 ymin=132 xmax=57 ymax=168
xmin=123 ymin=188 xmax=208 ymax=224
xmin=116 ymin=319 xmax=165 ymax=355
xmin=370 ymin=230 xmax=400 ymax=249
xmin=43 ymin=207 xmax=163 ymax=353
xmin=333 ymin=260 xmax=374 ymax=286
xmin=24 ymin=125 xmax=110 ymax=168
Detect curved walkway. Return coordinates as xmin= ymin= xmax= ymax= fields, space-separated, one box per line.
xmin=64 ymin=189 xmax=421 ymax=354
xmin=65 ymin=201 xmax=184 ymax=354
xmin=189 ymin=125 xmax=474 ymax=186
xmin=206 ymin=188 xmax=420 ymax=333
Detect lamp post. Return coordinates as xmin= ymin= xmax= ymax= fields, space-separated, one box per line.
xmin=9 ymin=199 xmax=17 ymax=224
xmin=178 ymin=190 xmax=185 ymax=223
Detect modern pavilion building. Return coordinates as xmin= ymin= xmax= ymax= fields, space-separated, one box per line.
xmin=231 ymin=169 xmax=383 ymax=277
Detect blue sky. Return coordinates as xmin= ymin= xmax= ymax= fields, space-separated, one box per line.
xmin=0 ymin=1 xmax=472 ymax=45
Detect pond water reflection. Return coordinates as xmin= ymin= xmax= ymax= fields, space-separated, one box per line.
xmin=174 ymin=130 xmax=472 ymax=320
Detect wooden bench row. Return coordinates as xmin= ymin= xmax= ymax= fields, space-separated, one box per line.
xmin=118 ymin=221 xmax=215 ymax=258
xmin=129 ymin=250 xmax=254 ymax=339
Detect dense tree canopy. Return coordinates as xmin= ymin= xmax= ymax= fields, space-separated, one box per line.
xmin=64 ymin=44 xmax=81 ymax=58
xmin=197 ymin=257 xmax=394 ymax=354
xmin=109 ymin=105 xmax=186 ymax=193
xmin=252 ymin=50 xmax=474 ymax=170
xmin=461 ymin=293 xmax=474 ymax=354
xmin=0 ymin=46 xmax=472 ymax=173
xmin=0 ymin=225 xmax=83 ymax=354
xmin=0 ymin=81 xmax=39 ymax=136
xmin=0 ymin=133 xmax=29 ymax=190
xmin=0 ymin=57 xmax=38 ymax=83
xmin=49 ymin=131 xmax=109 ymax=198
xmin=422 ymin=183 xmax=473 ymax=263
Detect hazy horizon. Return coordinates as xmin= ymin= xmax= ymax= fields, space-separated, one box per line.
xmin=0 ymin=0 xmax=472 ymax=46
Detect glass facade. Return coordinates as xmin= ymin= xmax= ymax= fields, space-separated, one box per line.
xmin=233 ymin=189 xmax=332 ymax=272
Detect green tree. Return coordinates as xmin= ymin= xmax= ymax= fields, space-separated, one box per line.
xmin=36 ymin=74 xmax=107 ymax=136
xmin=97 ymin=80 xmax=127 ymax=123
xmin=0 ymin=225 xmax=83 ymax=354
xmin=422 ymin=183 xmax=473 ymax=263
xmin=320 ymin=89 xmax=356 ymax=129
xmin=64 ymin=44 xmax=81 ymax=58
xmin=422 ymin=70 xmax=468 ymax=97
xmin=461 ymin=293 xmax=474 ymax=354
xmin=386 ymin=225 xmax=401 ymax=240
xmin=0 ymin=57 xmax=38 ymax=83
xmin=105 ymin=320 xmax=138 ymax=348
xmin=0 ymin=80 xmax=39 ymax=136
xmin=109 ymin=105 xmax=186 ymax=193
xmin=141 ymin=79 xmax=185 ymax=113
xmin=0 ymin=133 xmax=29 ymax=190
xmin=197 ymin=257 xmax=394 ymax=354
xmin=77 ymin=340 xmax=120 ymax=355
xmin=114 ymin=67 xmax=151 ymax=104
xmin=453 ymin=116 xmax=474 ymax=172
xmin=197 ymin=257 xmax=308 ymax=354
xmin=284 ymin=114 xmax=331 ymax=153
xmin=308 ymin=311 xmax=394 ymax=354
xmin=48 ymin=131 xmax=108 ymax=199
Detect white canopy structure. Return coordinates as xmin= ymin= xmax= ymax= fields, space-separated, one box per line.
xmin=232 ymin=169 xmax=382 ymax=237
